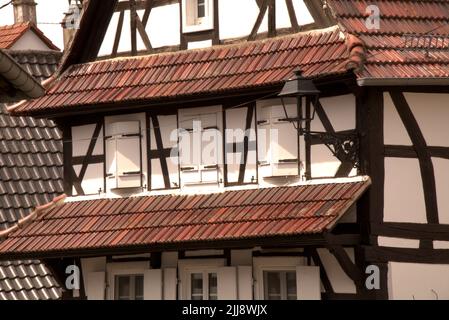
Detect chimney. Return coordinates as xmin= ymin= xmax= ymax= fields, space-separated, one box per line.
xmin=12 ymin=0 xmax=37 ymax=24
xmin=62 ymin=1 xmax=83 ymax=50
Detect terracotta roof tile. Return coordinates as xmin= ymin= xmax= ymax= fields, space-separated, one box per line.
xmin=0 ymin=23 xmax=59 ymax=51
xmin=0 ymin=180 xmax=370 ymax=258
xmin=328 ymin=0 xmax=449 ymax=79
xmin=12 ymin=26 xmax=351 ymax=116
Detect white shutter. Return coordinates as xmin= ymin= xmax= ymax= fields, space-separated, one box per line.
xmin=296 ymin=266 xmax=321 ymax=300
xmin=116 ymin=135 xmax=141 ymax=188
xmin=105 ymin=138 xmax=117 ymax=189
xmin=86 ymin=272 xmax=105 ymax=300
xmin=237 ymin=266 xmax=253 ymax=300
xmin=144 ymin=269 xmax=162 ymax=300
xmin=163 ymin=268 xmax=177 ymax=300
xmin=217 ymin=267 xmax=237 ymax=300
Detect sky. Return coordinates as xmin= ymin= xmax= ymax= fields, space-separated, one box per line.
xmin=0 ymin=0 xmax=69 ymax=50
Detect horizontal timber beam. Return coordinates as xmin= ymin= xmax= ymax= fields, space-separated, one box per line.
xmin=384 ymin=145 xmax=449 ymax=160
xmin=372 ymin=222 xmax=449 ymax=241
xmin=364 ymin=246 xmax=449 ymax=264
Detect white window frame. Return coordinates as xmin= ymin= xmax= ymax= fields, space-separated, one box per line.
xmin=263 ymin=270 xmax=297 ymax=300
xmin=182 ymin=0 xmax=214 ymax=33
xmin=187 ymin=269 xmax=219 ymax=300
xmin=106 ymin=262 xmax=149 ymax=300
xmin=114 ymin=274 xmax=144 ymax=300
xmin=253 ymin=256 xmax=305 ymax=300
xmin=178 ymin=259 xmax=225 ymax=300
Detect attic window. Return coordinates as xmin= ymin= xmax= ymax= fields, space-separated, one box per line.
xmin=105 ymin=121 xmax=143 ymax=190
xmin=182 ymin=0 xmax=213 ymax=33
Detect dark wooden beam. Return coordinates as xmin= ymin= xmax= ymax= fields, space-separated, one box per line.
xmin=327 ymin=244 xmax=364 ymax=290
xmin=285 ymin=0 xmax=299 ymax=32
xmin=60 ymin=0 xmax=117 ymax=72
xmin=62 ymin=124 xmax=73 ymax=196
xmin=309 ymin=248 xmax=334 ymax=294
xmin=112 ymin=10 xmax=125 ymax=58
xmin=390 ymin=92 xmax=439 ymax=226
xmin=130 ymin=0 xmax=138 ymax=56
xmin=385 ymin=145 xmax=449 ymax=160
xmin=248 ymin=0 xmax=268 ymax=41
xmin=365 ymin=246 xmax=449 ymax=264
xmin=115 ymin=0 xmax=178 ymax=11
xmin=372 ymin=222 xmax=449 ymax=241
xmin=267 ymin=0 xmax=276 ymax=38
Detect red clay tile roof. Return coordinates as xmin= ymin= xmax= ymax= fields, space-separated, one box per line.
xmin=0 ymin=180 xmax=370 ymax=259
xmin=0 ymin=23 xmax=59 ymax=51
xmin=10 ymin=26 xmax=354 ymax=116
xmin=328 ymin=0 xmax=449 ymax=80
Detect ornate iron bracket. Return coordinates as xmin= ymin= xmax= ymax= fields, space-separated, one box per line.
xmin=307 ymin=130 xmax=360 ymax=169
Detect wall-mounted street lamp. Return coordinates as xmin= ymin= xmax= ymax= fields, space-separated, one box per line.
xmin=279 ymin=70 xmax=320 ymax=180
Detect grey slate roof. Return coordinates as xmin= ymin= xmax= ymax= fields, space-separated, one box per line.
xmin=0 ymin=49 xmax=63 ymax=300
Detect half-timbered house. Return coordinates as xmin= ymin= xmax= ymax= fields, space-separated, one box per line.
xmin=0 ymin=0 xmax=448 ymax=300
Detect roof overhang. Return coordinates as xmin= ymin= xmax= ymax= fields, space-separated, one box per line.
xmin=0 ymin=49 xmax=44 ymax=102
xmin=357 ymin=77 xmax=449 ymax=87
xmin=0 ymin=177 xmax=371 ymax=260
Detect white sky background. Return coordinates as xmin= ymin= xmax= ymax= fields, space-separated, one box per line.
xmin=0 ymin=0 xmax=68 ymax=50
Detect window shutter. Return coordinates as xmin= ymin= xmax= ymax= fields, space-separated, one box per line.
xmin=116 ymin=135 xmax=141 ymax=188
xmin=296 ymin=266 xmax=321 ymax=300
xmin=163 ymin=268 xmax=177 ymax=300
xmin=144 ymin=269 xmax=162 ymax=300
xmin=217 ymin=267 xmax=237 ymax=300
xmin=86 ymin=272 xmax=105 ymax=300
xmin=237 ymin=266 xmax=253 ymax=300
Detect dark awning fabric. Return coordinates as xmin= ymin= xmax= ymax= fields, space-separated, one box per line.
xmin=0 ymin=178 xmax=370 ymax=259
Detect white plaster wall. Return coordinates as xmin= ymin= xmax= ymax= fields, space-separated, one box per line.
xmin=389 ymin=262 xmax=449 ymax=300
xmin=404 ymin=93 xmax=449 ymax=148
xmin=377 ymin=237 xmax=419 ymax=249
xmin=11 ymin=30 xmax=55 ymax=51
xmin=99 ymin=0 xmax=314 ymax=56
xmin=383 ymin=92 xmax=412 ymax=145
xmin=384 ymin=158 xmax=427 ymax=223
xmin=432 ymin=157 xmax=449 ymax=224
xmin=317 ymin=248 xmax=356 ymax=294
xmin=310 ymin=94 xmax=357 ymax=178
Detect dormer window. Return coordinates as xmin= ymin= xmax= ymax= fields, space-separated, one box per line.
xmin=105 ymin=121 xmax=143 ymax=190
xmin=182 ymin=0 xmax=213 ymax=33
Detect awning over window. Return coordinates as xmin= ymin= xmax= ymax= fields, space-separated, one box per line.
xmin=0 ymin=178 xmax=370 ymax=260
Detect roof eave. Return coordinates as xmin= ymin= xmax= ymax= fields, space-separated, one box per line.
xmin=358 ymin=77 xmax=449 ymax=87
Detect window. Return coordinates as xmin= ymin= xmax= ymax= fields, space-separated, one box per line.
xmin=257 ymin=102 xmax=299 ymax=177
xmin=182 ymin=0 xmax=213 ymax=33
xmin=189 ymin=271 xmax=218 ymax=300
xmin=105 ymin=121 xmax=142 ymax=189
xmin=179 ymin=111 xmax=221 ymax=185
xmin=114 ymin=275 xmax=144 ymax=300
xmin=263 ymin=271 xmax=297 ymax=300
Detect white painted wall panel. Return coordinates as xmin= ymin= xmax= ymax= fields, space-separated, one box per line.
xmin=383 ymin=93 xmax=412 ymax=145
xmin=384 ymin=158 xmax=427 ymax=223
xmin=404 ymin=93 xmax=449 ymax=148
xmin=317 ymin=248 xmax=356 ymax=294
xmin=11 ymin=30 xmax=54 ymax=51
xmin=389 ymin=262 xmax=449 ymax=300
xmin=378 ymin=237 xmax=420 ymax=249
xmin=432 ymin=158 xmax=449 ymax=224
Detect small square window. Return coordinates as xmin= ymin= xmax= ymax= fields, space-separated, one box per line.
xmin=182 ymin=0 xmax=213 ymax=33
xmin=115 ymin=275 xmax=144 ymax=300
